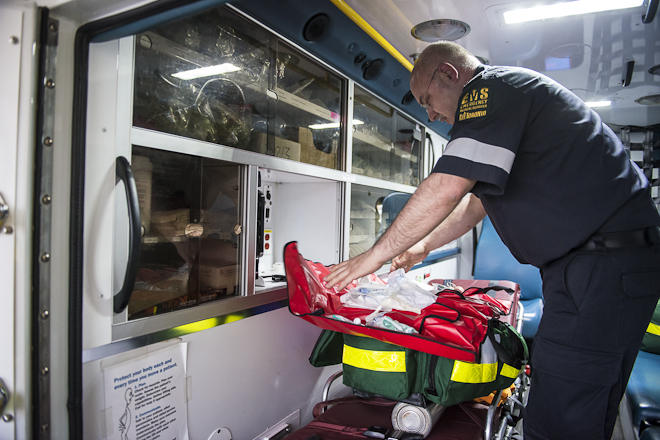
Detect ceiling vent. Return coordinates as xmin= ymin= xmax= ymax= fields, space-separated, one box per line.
xmin=411 ymin=19 xmax=471 ymax=42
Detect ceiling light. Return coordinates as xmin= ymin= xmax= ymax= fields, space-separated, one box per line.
xmin=411 ymin=19 xmax=471 ymax=42
xmin=309 ymin=120 xmax=364 ymax=130
xmin=172 ymin=63 xmax=240 ymax=80
xmin=585 ymin=100 xmax=611 ymax=108
xmin=502 ymin=0 xmax=645 ymax=24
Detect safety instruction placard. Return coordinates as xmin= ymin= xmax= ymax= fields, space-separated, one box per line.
xmin=103 ymin=342 xmax=188 ymax=440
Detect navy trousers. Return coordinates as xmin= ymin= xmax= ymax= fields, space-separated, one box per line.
xmin=524 ymin=240 xmax=660 ymax=440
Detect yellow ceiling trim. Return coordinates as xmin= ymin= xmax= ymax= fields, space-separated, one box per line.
xmin=329 ymin=0 xmax=414 ymax=72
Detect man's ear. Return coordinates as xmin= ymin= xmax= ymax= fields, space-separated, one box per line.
xmin=438 ymin=62 xmax=459 ymax=83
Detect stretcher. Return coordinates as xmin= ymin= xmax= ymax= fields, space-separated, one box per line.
xmin=286 ymin=369 xmax=529 ymax=440
xmin=283 ymin=242 xmax=530 ymax=439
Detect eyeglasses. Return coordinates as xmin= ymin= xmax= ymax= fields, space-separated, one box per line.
xmin=420 ymin=69 xmax=439 ymax=109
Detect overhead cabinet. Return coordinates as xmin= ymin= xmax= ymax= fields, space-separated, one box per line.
xmin=132 ymin=7 xmax=343 ymax=169
xmin=83 ymin=3 xmax=428 ymax=348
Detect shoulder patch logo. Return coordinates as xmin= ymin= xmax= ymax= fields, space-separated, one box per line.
xmin=458 ymin=87 xmax=489 ymax=122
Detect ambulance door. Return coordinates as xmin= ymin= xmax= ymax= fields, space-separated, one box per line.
xmin=0 ymin=3 xmax=40 ymax=439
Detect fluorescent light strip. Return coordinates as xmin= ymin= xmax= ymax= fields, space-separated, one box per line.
xmin=172 ymin=63 xmax=240 ymax=80
xmin=586 ymin=100 xmax=611 ymax=108
xmin=503 ymin=0 xmax=644 ymax=24
xmin=309 ymin=120 xmax=364 ymax=130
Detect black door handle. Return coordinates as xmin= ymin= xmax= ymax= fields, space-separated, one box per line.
xmin=114 ymin=156 xmax=142 ymax=314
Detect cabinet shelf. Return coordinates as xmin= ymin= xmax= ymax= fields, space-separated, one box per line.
xmin=274 ymin=87 xmax=336 ymax=122
xmin=274 ymin=88 xmax=417 ymax=163
xmin=350 ymin=210 xmax=378 ymax=219
xmin=142 ymin=235 xmax=189 ymax=244
xmin=353 ymin=130 xmax=417 ymax=162
xmin=349 ymin=234 xmax=374 ymax=242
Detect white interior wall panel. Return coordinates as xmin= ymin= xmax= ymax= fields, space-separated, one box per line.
xmin=83 ymin=308 xmax=344 ymax=439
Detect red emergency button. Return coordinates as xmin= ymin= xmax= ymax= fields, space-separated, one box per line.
xmin=265 ymin=243 xmax=270 ymax=250
xmin=265 ymin=233 xmax=270 ymax=240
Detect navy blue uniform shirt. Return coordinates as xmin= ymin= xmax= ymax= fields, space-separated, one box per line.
xmin=432 ymin=65 xmax=660 ymax=267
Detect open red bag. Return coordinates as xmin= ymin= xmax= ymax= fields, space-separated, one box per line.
xmin=284 ymin=242 xmax=520 ymax=362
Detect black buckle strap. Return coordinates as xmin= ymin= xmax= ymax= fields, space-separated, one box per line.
xmin=578 ymin=226 xmax=660 ymax=251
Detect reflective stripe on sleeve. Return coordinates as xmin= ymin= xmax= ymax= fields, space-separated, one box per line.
xmin=450 ymin=360 xmax=497 ymax=383
xmin=444 ymin=138 xmax=515 ymax=174
xmin=342 ymin=344 xmax=406 ymax=372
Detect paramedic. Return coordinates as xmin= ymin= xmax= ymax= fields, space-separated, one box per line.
xmin=324 ymin=41 xmax=660 ymax=440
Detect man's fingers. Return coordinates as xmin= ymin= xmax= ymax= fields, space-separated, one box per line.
xmin=328 ymin=260 xmax=347 ymax=273
xmin=324 ymin=262 xmax=352 ymax=287
xmin=324 ymin=250 xmax=379 ymax=291
xmin=325 ymin=272 xmax=354 ymax=292
xmin=390 ymin=254 xmax=408 ymax=271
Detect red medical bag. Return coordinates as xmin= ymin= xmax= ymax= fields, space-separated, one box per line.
xmin=284 ymin=241 xmax=520 ymax=362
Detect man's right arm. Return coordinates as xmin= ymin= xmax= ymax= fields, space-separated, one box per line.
xmin=390 ymin=193 xmax=486 ymax=272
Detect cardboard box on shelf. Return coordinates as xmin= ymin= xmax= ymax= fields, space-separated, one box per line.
xmin=198 ymin=263 xmax=239 ymax=293
xmin=298 ymin=127 xmax=337 ymax=169
xmin=248 ymin=128 xmax=336 ymax=168
xmin=248 ymin=132 xmax=301 ymax=161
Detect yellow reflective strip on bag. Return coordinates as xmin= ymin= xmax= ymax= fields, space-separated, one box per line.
xmin=500 ymin=363 xmax=521 ymax=379
xmin=450 ymin=360 xmax=497 ymax=383
xmin=648 ymin=322 xmax=660 ymax=337
xmin=342 ymin=344 xmax=406 ymax=373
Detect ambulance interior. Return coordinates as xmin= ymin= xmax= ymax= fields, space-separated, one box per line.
xmin=0 ymin=0 xmax=658 ymax=439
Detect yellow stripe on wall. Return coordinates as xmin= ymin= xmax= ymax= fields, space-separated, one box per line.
xmin=343 ymin=344 xmax=406 ymax=372
xmin=450 ymin=360 xmax=497 ymax=383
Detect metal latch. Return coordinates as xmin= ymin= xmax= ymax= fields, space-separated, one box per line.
xmin=0 ymin=378 xmax=9 ymax=415
xmin=0 ymin=193 xmax=8 ymax=229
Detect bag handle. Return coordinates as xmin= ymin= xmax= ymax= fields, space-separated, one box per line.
xmin=418 ymin=301 xmax=462 ymax=335
xmin=464 ymin=285 xmax=514 ymax=297
xmin=463 ymin=286 xmax=512 ymax=315
xmin=437 ymin=288 xmax=466 ymax=300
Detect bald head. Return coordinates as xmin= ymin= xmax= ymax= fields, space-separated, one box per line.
xmin=410 ymin=42 xmax=481 ymax=92
xmin=409 ymin=42 xmax=482 ymax=124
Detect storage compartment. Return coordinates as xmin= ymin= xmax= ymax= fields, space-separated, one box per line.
xmin=128 ymin=146 xmax=242 ymax=320
xmin=257 ymin=169 xmax=341 ymax=283
xmin=352 ymin=85 xmax=422 ymax=185
xmin=132 ymin=6 xmax=343 ymax=170
xmin=82 ymin=2 xmax=439 ymax=347
xmin=349 ymin=185 xmax=412 ymax=258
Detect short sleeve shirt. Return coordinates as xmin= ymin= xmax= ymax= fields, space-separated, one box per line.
xmin=432 ymin=65 xmax=660 ymax=267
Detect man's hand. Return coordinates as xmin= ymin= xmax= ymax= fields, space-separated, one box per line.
xmin=390 ymin=242 xmax=430 ymax=273
xmin=324 ymin=248 xmax=386 ymax=291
